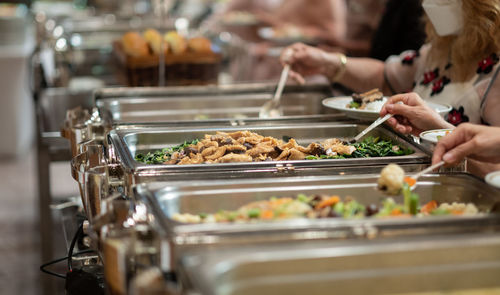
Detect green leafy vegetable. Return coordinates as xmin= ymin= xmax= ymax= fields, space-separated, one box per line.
xmin=247 ymin=208 xmax=261 ymax=218
xmin=402 ymin=183 xmax=419 ymax=215
xmin=430 ymin=208 xmax=450 ymax=216
xmin=349 ymin=101 xmax=361 ymax=109
xmin=306 ymin=137 xmax=413 ymax=160
xmin=297 ymin=194 xmax=310 ymax=203
xmin=349 ymin=137 xmax=413 ymax=158
xmin=135 ymin=139 xmax=199 ymax=164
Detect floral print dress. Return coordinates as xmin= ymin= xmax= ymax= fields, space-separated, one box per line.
xmin=384 ymin=44 xmax=500 ymax=126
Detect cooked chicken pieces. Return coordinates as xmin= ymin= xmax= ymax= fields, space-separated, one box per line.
xmin=163 ymin=130 xmax=356 ymax=165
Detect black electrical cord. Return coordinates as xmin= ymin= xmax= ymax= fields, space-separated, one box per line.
xmin=68 ymin=223 xmax=84 ymax=272
xmin=40 ymin=249 xmax=95 ymax=279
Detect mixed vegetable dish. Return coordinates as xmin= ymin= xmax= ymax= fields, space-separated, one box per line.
xmin=172 ymin=184 xmax=479 ymax=224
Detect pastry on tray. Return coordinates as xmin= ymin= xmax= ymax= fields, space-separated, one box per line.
xmin=115 ymin=29 xmax=221 ymax=86
xmin=121 ymin=31 xmax=150 ymax=57
xmin=143 ymin=28 xmax=168 ymax=55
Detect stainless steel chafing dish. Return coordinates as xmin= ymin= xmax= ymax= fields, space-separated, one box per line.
xmin=108 ymin=123 xmax=428 ymax=189
xmin=94 ymin=84 xmax=341 ymax=125
xmin=63 ymin=83 xmax=348 ymax=158
xmin=136 ymin=173 xmax=500 ymax=251
xmin=180 ymin=232 xmax=500 ymax=295
xmin=128 ymin=172 xmax=500 ymax=294
xmin=107 ymin=173 xmax=500 ymax=294
xmin=72 ymin=122 xmax=428 ymax=223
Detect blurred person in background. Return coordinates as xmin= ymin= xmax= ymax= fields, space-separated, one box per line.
xmin=339 ymin=0 xmax=386 ymax=56
xmin=207 ymin=0 xmax=349 ymax=81
xmin=369 ymin=0 xmax=426 ymax=61
xmin=282 ymin=0 xmax=500 ymax=127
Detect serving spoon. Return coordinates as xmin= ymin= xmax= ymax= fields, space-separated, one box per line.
xmin=349 ymin=113 xmax=393 ymax=143
xmin=259 ymin=64 xmax=291 ymax=118
xmin=405 ymin=160 xmax=446 ymax=190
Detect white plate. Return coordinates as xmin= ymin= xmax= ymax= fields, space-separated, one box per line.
xmin=258 ymin=27 xmax=318 ymax=45
xmin=419 ymin=129 xmax=453 ymax=144
xmin=220 ymin=12 xmax=260 ymax=26
xmin=485 ymin=171 xmax=500 ymax=189
xmin=322 ymin=96 xmax=452 ymax=121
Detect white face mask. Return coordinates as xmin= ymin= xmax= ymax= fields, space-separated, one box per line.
xmin=422 ymin=0 xmax=463 ymax=36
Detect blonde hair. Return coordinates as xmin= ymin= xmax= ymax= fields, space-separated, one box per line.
xmin=425 ymin=0 xmax=500 ymax=81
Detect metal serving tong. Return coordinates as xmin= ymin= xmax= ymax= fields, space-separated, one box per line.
xmin=349 ymin=113 xmax=393 ymax=143
xmin=259 ymin=64 xmax=291 ymax=118
xmin=406 ymin=161 xmax=446 ymax=190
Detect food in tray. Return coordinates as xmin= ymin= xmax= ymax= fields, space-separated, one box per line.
xmin=134 ymin=131 xmax=413 ymax=165
xmin=143 ymin=28 xmax=168 ymax=55
xmin=164 ymin=31 xmax=188 ymax=54
xmin=187 ymin=37 xmax=213 ymax=53
xmin=172 ymin=188 xmax=480 ymax=224
xmin=116 ymin=29 xmax=220 ymax=86
xmin=122 ymin=32 xmax=150 ymax=57
xmin=120 ymin=29 xmax=214 ymax=57
xmin=378 ymin=163 xmax=406 ymax=195
xmin=347 ymin=88 xmax=385 ymax=111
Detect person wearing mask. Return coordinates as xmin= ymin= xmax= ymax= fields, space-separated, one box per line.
xmin=281 ymin=0 xmax=500 ymax=126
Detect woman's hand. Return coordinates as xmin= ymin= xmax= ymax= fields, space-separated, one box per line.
xmin=280 ymin=43 xmax=339 ymax=84
xmin=380 ymin=92 xmax=453 ymax=136
xmin=432 ymin=123 xmax=500 ymax=166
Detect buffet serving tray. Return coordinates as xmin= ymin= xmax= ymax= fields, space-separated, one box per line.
xmin=136 ymin=173 xmax=500 ymax=248
xmin=109 ymin=123 xmax=428 ymax=184
xmin=95 ymin=84 xmax=342 ymax=125
xmin=38 ymin=88 xmax=94 ymax=156
xmin=59 ymin=16 xmax=175 ymax=50
xmin=180 ymin=232 xmax=500 ymax=295
xmin=65 ymin=84 xmax=348 ymax=159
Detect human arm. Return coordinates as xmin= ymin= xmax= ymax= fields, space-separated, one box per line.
xmin=432 ymin=123 xmax=500 ymax=166
xmin=379 ymin=93 xmax=454 ymax=136
xmin=280 ymin=42 xmax=390 ymax=93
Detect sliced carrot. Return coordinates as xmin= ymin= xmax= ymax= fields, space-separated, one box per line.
xmin=261 ymin=210 xmax=274 ymax=219
xmin=390 ymin=208 xmax=402 ymax=216
xmin=420 ymin=200 xmax=438 ymax=214
xmin=451 ymin=210 xmax=464 ymax=215
xmin=316 ymin=196 xmax=340 ymax=209
xmin=404 ymin=176 xmax=417 ymax=187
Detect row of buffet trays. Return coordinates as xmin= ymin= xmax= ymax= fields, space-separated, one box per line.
xmin=60 ymin=83 xmax=500 ymax=295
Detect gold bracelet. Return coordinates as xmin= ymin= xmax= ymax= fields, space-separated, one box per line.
xmin=331 ymin=53 xmax=347 ymax=82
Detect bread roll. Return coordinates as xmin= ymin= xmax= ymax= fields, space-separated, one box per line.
xmin=122 ymin=31 xmax=149 ymax=57
xmin=143 ymin=28 xmax=169 ymax=55
xmin=187 ymin=37 xmax=212 ymax=53
xmin=164 ymin=31 xmax=187 ymax=54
